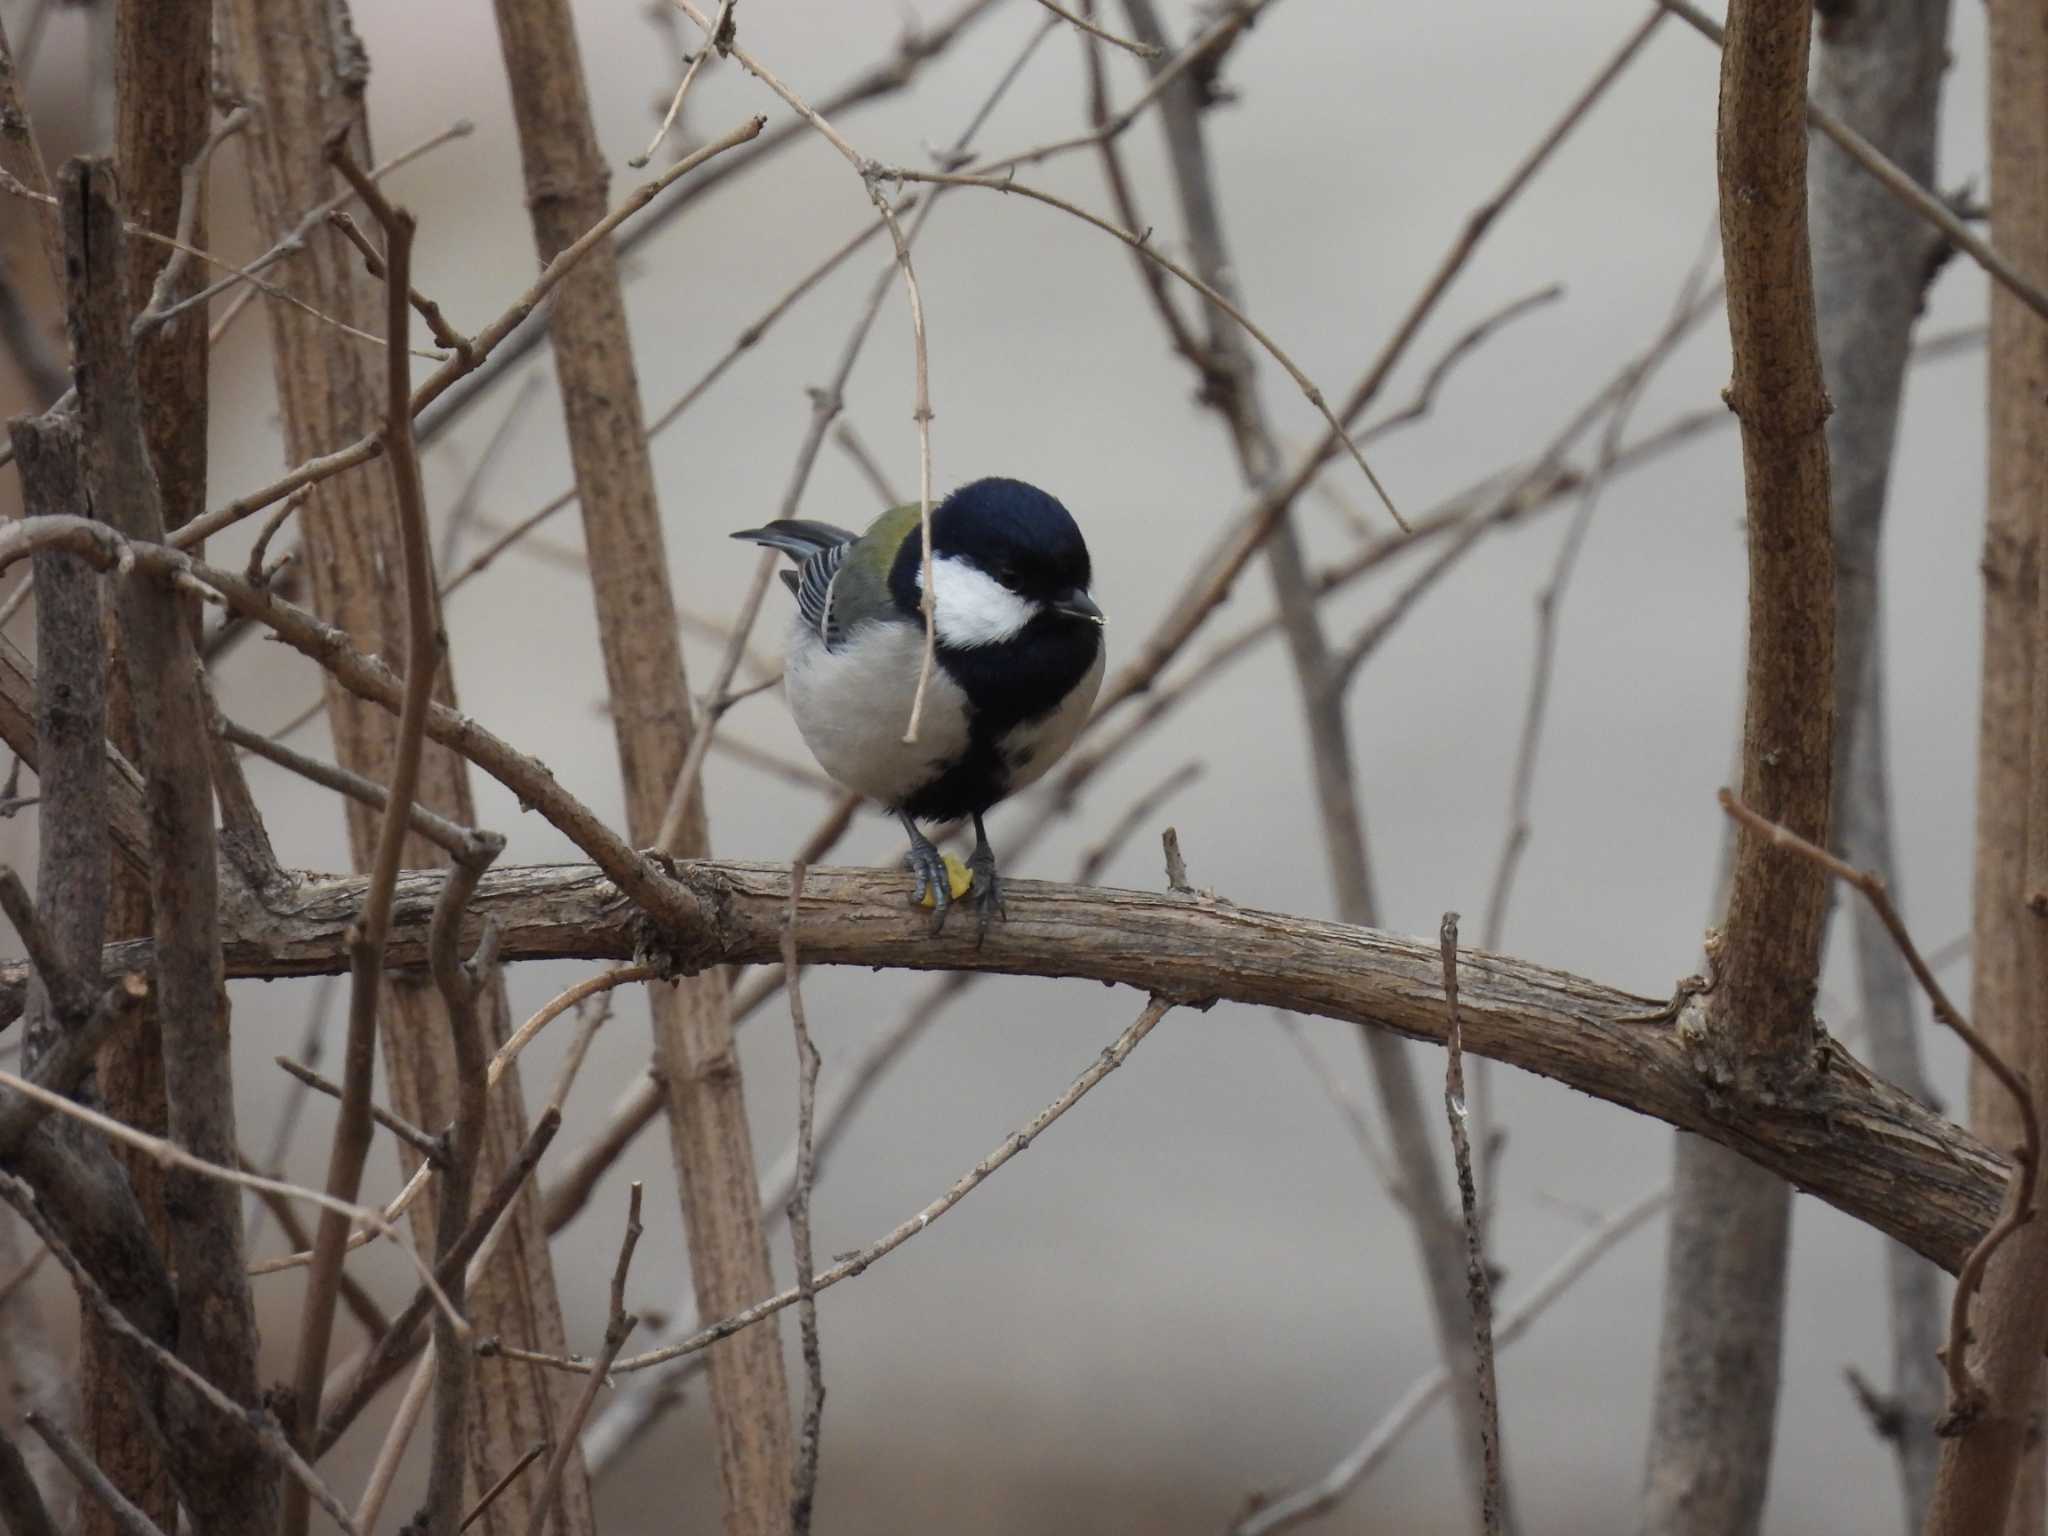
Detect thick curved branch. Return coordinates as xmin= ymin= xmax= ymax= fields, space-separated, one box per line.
xmin=20 ymin=858 xmax=2003 ymax=1277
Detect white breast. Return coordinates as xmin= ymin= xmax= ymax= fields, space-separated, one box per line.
xmin=783 ymin=616 xmax=971 ymax=809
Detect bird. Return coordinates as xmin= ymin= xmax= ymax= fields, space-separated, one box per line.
xmin=732 ymin=476 xmax=1106 ymax=937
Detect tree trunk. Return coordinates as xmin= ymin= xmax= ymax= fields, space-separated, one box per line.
xmin=1809 ymin=0 xmax=1953 ymax=1523
xmin=211 ymin=10 xmax=596 ymax=1533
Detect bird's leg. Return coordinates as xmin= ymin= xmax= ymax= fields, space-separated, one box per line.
xmin=968 ymin=812 xmax=1006 ymax=942
xmin=898 ymin=812 xmax=952 ymax=933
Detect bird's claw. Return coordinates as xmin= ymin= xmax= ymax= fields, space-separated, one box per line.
xmin=904 ymin=839 xmax=953 ymax=934
xmin=967 ymin=843 xmax=1005 ymax=945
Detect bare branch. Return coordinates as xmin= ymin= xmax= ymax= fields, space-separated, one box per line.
xmin=219 ymin=714 xmax=486 ymax=859
xmin=464 ymin=1443 xmax=549 ymax=1533
xmin=20 ymin=854 xmax=2011 ymax=1277
xmin=272 ymin=1056 xmax=444 ymax=1167
xmin=1438 ymin=916 xmax=1504 ymax=1534
xmin=324 ymin=209 xmax=471 ymax=358
xmin=784 ymin=866 xmax=825 ymax=1533
xmin=422 ymin=829 xmax=506 ymax=1536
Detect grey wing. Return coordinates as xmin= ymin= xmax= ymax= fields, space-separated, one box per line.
xmin=731 ymin=518 xmax=859 ymax=648
xmin=792 ymin=542 xmax=850 ymax=647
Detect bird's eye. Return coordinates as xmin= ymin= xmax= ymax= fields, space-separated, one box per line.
xmin=993 ymin=565 xmax=1019 ymax=590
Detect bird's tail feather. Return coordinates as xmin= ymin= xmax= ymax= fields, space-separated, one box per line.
xmin=729 ymin=519 xmax=858 ymax=561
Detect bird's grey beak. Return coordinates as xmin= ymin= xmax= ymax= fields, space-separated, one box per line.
xmin=1054 ymin=588 xmax=1104 ymax=624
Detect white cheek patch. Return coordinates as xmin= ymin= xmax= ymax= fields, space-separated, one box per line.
xmin=918 ymin=553 xmax=1038 ymax=648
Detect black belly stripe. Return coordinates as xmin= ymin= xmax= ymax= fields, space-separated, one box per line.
xmin=893 ymin=612 xmax=1098 ymax=823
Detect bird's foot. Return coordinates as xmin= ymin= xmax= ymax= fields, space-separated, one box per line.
xmin=967 ymin=839 xmax=1005 ymax=945
xmin=903 ymin=835 xmax=955 ymax=934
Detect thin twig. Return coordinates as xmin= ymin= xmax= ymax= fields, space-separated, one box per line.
xmin=488 ymin=995 xmax=1176 ymax=1377
xmin=0 ymin=868 xmax=66 ymax=1017
xmin=325 ymin=209 xmax=471 ymax=357
xmin=221 ymin=714 xmax=485 ymax=858
xmin=248 ymin=976 xmax=337 ymax=1245
xmin=273 ymin=1056 xmax=444 ymax=1165
xmin=523 ymin=1185 xmax=644 ymax=1536
xmin=1273 ymin=1015 xmax=1399 ymax=1201
xmin=22 ymin=1412 xmax=161 ymax=1536
xmin=135 ymin=106 xmax=252 ymax=325
xmin=351 ymin=1345 xmax=433 ymax=1536
xmin=1034 ymin=0 xmax=1159 ymax=57
xmin=286 ymin=136 xmax=443 ymax=1502
xmin=1467 ymin=222 xmax=1719 ymax=1219
xmin=581 ymin=764 xmax=1194 ymax=1467
xmin=414 ymin=0 xmax=1000 ymax=445
xmin=974 ymin=0 xmax=1277 ymax=182
xmin=784 ymin=864 xmax=826 ymax=1532
xmin=1479 ymin=227 xmax=1718 ymax=953
xmin=463 ymin=1443 xmax=550 ymax=1533
xmin=0 ymin=972 xmax=148 ymax=1160
xmin=1439 ymin=915 xmax=1504 ymax=1534
xmin=438 ymin=374 xmax=548 ymax=576
xmin=244 ymin=497 xmax=307 ymax=585
xmin=634 ymin=0 xmax=735 ymax=166
xmin=655 ymin=550 xmax=779 ymax=852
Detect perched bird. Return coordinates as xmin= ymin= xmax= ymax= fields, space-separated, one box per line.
xmin=733 ymin=477 xmax=1106 ymax=935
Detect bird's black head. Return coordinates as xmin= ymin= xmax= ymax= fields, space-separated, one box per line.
xmin=888 ymin=477 xmax=1096 ymax=623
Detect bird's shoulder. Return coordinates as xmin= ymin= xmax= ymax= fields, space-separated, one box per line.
xmin=810 ymin=505 xmax=918 ymax=646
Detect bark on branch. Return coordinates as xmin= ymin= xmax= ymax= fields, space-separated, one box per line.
xmin=1713 ymin=0 xmax=1837 ymax=1082
xmin=5 ymin=856 xmax=2002 ymax=1277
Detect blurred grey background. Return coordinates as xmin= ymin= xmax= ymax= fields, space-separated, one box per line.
xmin=0 ymin=0 xmax=1992 ymax=1530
